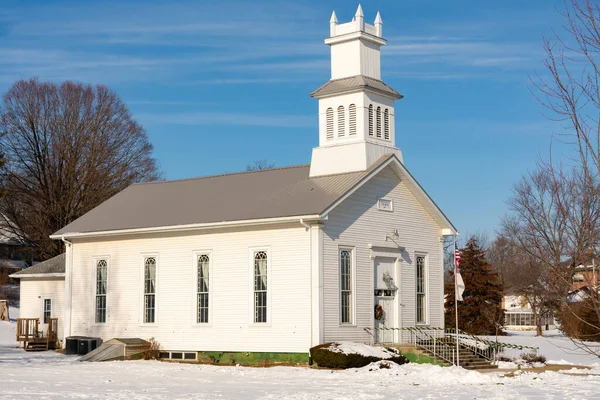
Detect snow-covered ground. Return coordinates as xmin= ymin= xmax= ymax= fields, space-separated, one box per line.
xmin=483 ymin=330 xmax=600 ymax=366
xmin=1 ymin=317 xmax=600 ymax=400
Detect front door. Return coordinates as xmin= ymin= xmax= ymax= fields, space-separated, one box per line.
xmin=373 ymin=258 xmax=397 ymax=344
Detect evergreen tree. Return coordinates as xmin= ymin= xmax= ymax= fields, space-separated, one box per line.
xmin=445 ymin=237 xmax=504 ymax=335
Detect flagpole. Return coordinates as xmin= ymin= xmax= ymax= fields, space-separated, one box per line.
xmin=454 ymin=234 xmax=459 ymax=367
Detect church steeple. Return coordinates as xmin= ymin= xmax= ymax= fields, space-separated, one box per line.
xmin=309 ymin=6 xmax=403 ymax=178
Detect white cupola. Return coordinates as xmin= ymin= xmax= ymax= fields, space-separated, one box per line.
xmin=309 ymin=5 xmax=403 ymax=178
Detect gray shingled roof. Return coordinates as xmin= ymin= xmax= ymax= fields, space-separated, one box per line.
xmin=53 ymin=156 xmax=394 ymax=236
xmin=310 ymin=75 xmax=403 ymax=100
xmin=11 ymin=253 xmax=65 ymax=276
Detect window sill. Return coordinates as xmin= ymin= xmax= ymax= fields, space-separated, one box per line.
xmin=192 ymin=323 xmax=213 ymax=328
xmin=338 ymin=323 xmax=357 ymax=328
xmin=249 ymin=322 xmax=272 ymax=328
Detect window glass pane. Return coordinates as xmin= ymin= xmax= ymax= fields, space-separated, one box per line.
xmin=254 ymin=251 xmax=268 ymax=323
xmin=43 ymin=299 xmax=51 ymax=324
xmin=340 ymin=250 xmax=352 ymax=324
xmin=197 ymin=255 xmax=210 ymax=323
xmin=95 ymin=259 xmax=108 ymax=323
xmin=144 ymin=257 xmax=156 ymax=323
xmin=416 ymin=256 xmax=426 ymax=323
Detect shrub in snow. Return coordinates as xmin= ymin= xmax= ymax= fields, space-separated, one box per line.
xmin=520 ymin=351 xmax=546 ymax=364
xmin=309 ymin=342 xmax=408 ymax=369
xmin=557 ymin=300 xmax=600 ymax=342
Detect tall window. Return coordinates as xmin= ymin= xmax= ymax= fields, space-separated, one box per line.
xmin=376 ymin=106 xmax=382 ymax=138
xmin=384 ymin=109 xmax=390 ymax=140
xmin=340 ymin=249 xmax=352 ymax=324
xmin=337 ymin=106 xmax=345 ymax=137
xmin=95 ymin=259 xmax=108 ymax=323
xmin=416 ymin=255 xmax=426 ymax=324
xmin=144 ymin=257 xmax=156 ymax=323
xmin=43 ymin=299 xmax=52 ymax=324
xmin=349 ymin=104 xmax=357 ymax=135
xmin=254 ymin=251 xmax=268 ymax=323
xmin=326 ymin=107 xmax=334 ymax=139
xmin=197 ymin=254 xmax=210 ymax=323
xmin=368 ymin=104 xmax=374 ymax=136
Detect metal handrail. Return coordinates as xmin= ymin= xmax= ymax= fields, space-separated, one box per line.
xmin=365 ymin=326 xmax=456 ymax=365
xmin=364 ymin=326 xmax=540 ymax=365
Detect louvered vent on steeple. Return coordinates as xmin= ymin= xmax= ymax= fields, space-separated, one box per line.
xmin=349 ymin=104 xmax=357 ymax=135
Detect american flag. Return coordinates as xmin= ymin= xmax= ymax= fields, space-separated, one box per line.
xmin=454 ymin=244 xmax=465 ymax=301
xmin=454 ymin=245 xmax=461 ymax=271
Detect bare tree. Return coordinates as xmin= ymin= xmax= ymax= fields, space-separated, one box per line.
xmin=500 ymin=166 xmax=600 ymax=336
xmin=525 ymin=0 xmax=600 ymax=347
xmin=0 ymin=78 xmax=161 ymax=258
xmin=246 ymin=159 xmax=275 ymax=171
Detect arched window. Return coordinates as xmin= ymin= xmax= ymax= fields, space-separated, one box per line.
xmin=337 ymin=106 xmax=345 ymax=137
xmin=349 ymin=104 xmax=357 ymax=135
xmin=197 ymin=254 xmax=210 ymax=323
xmin=254 ymin=251 xmax=268 ymax=323
xmin=340 ymin=249 xmax=352 ymax=324
xmin=326 ymin=107 xmax=334 ymax=140
xmin=384 ymin=109 xmax=389 ymax=140
xmin=368 ymin=104 xmax=374 ymax=136
xmin=376 ymin=106 xmax=381 ymax=138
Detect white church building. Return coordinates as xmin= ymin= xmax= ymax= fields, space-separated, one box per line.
xmin=22 ymin=6 xmax=457 ymax=356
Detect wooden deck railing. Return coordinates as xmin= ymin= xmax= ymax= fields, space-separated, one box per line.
xmin=16 ymin=318 xmax=40 ymax=342
xmin=16 ymin=318 xmax=59 ymax=351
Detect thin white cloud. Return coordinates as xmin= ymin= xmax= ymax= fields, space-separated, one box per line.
xmin=138 ymin=112 xmax=314 ymax=128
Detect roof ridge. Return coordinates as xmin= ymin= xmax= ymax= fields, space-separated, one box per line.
xmin=132 ymin=164 xmax=311 ymax=186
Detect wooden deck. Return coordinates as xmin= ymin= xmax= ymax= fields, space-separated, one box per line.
xmin=16 ymin=318 xmax=58 ymax=351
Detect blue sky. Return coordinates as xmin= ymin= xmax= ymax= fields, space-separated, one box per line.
xmin=0 ymin=0 xmax=575 ymax=239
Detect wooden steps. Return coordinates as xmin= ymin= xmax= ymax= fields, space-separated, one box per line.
xmin=16 ymin=318 xmax=58 ymax=352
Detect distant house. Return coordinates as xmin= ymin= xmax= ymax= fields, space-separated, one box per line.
xmin=19 ymin=6 xmax=457 ymax=356
xmin=0 ymin=259 xmax=29 ymax=284
xmin=571 ymin=263 xmax=599 ymax=291
xmin=502 ymin=294 xmax=555 ymax=331
xmin=10 ymin=253 xmax=65 ymax=340
xmin=0 ymin=213 xmax=28 ymax=260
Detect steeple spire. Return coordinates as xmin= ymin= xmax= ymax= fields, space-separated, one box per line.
xmin=330 ymin=11 xmax=338 ymax=36
xmin=375 ymin=12 xmax=382 ymax=37
xmin=355 ymin=4 xmax=364 ymax=18
xmin=355 ymin=4 xmax=364 ymax=31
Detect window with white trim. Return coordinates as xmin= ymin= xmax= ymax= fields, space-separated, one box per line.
xmin=384 ymin=108 xmax=390 ymax=140
xmin=253 ymin=251 xmax=268 ymax=323
xmin=326 ymin=107 xmax=334 ymax=140
xmin=144 ymin=257 xmax=156 ymax=323
xmin=337 ymin=105 xmax=345 ymax=137
xmin=197 ymin=254 xmax=210 ymax=323
xmin=340 ymin=249 xmax=353 ymax=324
xmin=43 ymin=299 xmax=52 ymax=324
xmin=349 ymin=104 xmax=357 ymax=135
xmin=368 ymin=104 xmax=374 ymax=136
xmin=416 ymin=255 xmax=427 ymax=324
xmin=95 ymin=259 xmax=108 ymax=323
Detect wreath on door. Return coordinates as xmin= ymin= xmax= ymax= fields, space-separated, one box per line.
xmin=374 ymin=304 xmax=384 ymax=320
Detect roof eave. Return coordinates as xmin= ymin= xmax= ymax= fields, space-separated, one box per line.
xmin=9 ymin=272 xmax=65 ymax=279
xmin=51 ymin=214 xmax=324 ymax=240
xmin=310 ymin=85 xmax=403 ymax=100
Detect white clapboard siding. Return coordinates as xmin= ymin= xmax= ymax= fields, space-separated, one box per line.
xmin=69 ymin=223 xmax=311 ymax=353
xmin=322 ymin=166 xmax=444 ymax=342
xmin=19 ymin=277 xmax=65 ymax=339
